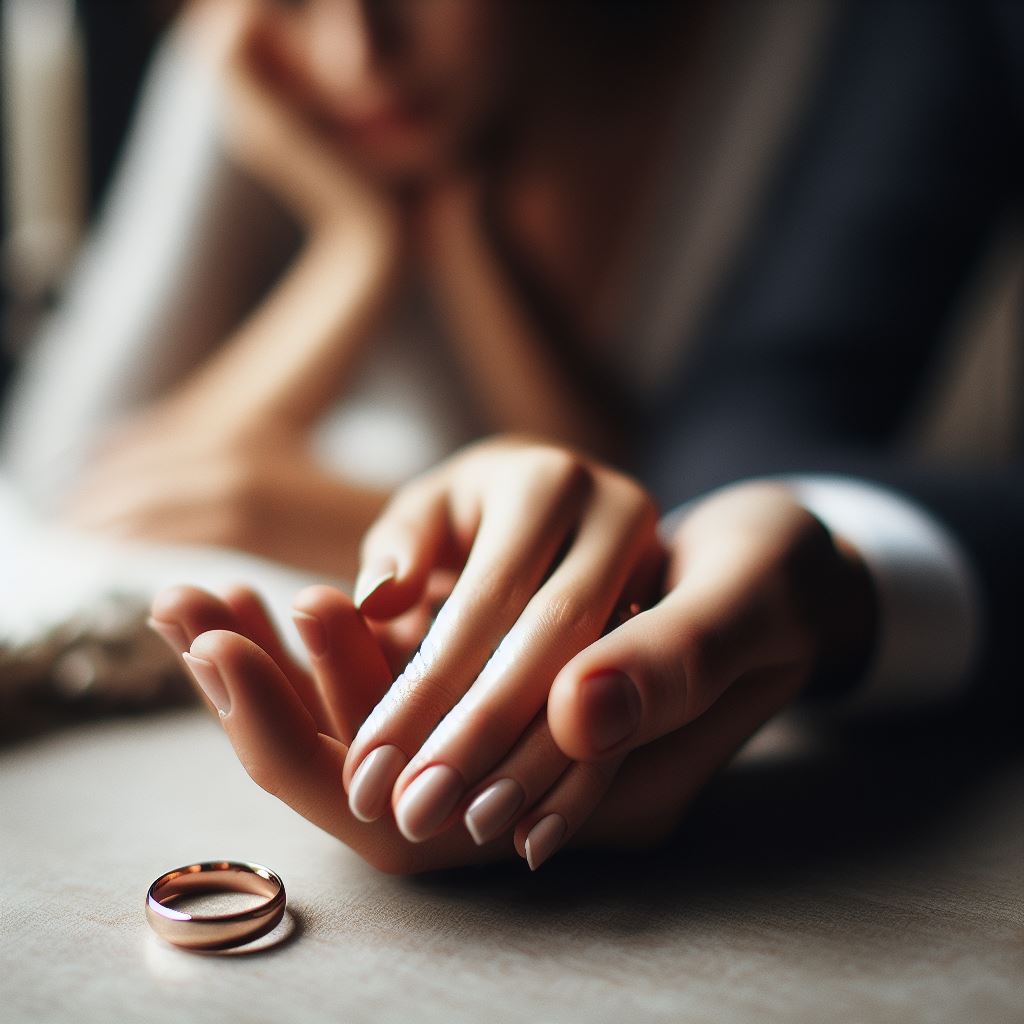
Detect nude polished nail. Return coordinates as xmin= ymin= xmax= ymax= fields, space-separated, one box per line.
xmin=348 ymin=745 xmax=407 ymax=822
xmin=182 ymin=652 xmax=230 ymax=718
xmin=464 ymin=778 xmax=525 ymax=846
xmin=524 ymin=813 xmax=567 ymax=871
xmin=394 ymin=765 xmax=463 ymax=843
xmin=581 ymin=671 xmax=641 ymax=753
xmin=354 ymin=559 xmax=397 ymax=609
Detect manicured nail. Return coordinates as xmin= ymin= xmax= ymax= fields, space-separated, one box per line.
xmin=464 ymin=778 xmax=525 ymax=846
xmin=147 ymin=617 xmax=189 ymax=654
xmin=524 ymin=813 xmax=567 ymax=871
xmin=581 ymin=671 xmax=641 ymax=753
xmin=292 ymin=610 xmax=327 ymax=659
xmin=394 ymin=765 xmax=463 ymax=843
xmin=182 ymin=652 xmax=230 ymax=718
xmin=354 ymin=559 xmax=396 ymax=609
xmin=348 ymin=745 xmax=407 ymax=822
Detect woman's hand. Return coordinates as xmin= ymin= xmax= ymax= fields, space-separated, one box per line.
xmin=341 ymin=438 xmax=664 ymax=857
xmin=67 ymin=422 xmax=387 ymax=577
xmin=215 ymin=0 xmax=399 ymax=251
xmin=149 ymin=581 xmax=492 ymax=875
xmin=150 ymin=580 xmax=804 ymax=875
xmin=343 ymin=440 xmax=877 ymax=866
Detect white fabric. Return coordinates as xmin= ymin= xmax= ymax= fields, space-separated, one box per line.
xmin=788 ymin=476 xmax=983 ymax=708
xmin=0 ymin=27 xmax=481 ymax=509
xmin=0 ymin=474 xmax=320 ymax=649
xmin=1 ymin=29 xmax=231 ymax=506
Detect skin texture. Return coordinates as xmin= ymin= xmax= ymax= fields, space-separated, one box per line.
xmin=91 ymin=5 xmax=875 ymax=869
xmin=68 ymin=0 xmax=661 ymax=565
xmin=68 ymin=2 xmax=404 ymax=575
xmin=153 ymin=439 xmax=877 ymax=872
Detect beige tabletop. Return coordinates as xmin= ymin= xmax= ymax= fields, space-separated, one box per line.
xmin=2 ymin=704 xmax=1022 ymax=1024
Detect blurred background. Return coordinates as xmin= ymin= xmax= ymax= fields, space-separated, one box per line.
xmin=0 ymin=0 xmax=1019 ymax=460
xmin=0 ymin=0 xmax=178 ymax=399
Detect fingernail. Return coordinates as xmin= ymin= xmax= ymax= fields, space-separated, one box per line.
xmin=147 ymin=617 xmax=189 ymax=654
xmin=354 ymin=559 xmax=396 ymax=609
xmin=464 ymin=778 xmax=525 ymax=846
xmin=525 ymin=813 xmax=567 ymax=871
xmin=348 ymin=745 xmax=407 ymax=822
xmin=394 ymin=765 xmax=463 ymax=843
xmin=581 ymin=671 xmax=642 ymax=753
xmin=292 ymin=610 xmax=327 ymax=659
xmin=182 ymin=652 xmax=230 ymax=718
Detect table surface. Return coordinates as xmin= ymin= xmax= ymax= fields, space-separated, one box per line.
xmin=2 ymin=705 xmax=1022 ymax=1024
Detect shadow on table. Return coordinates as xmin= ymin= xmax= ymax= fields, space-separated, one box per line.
xmin=404 ymin=714 xmax=1021 ymax=938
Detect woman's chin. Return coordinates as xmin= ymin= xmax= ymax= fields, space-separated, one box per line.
xmin=343 ymin=121 xmax=464 ymax=183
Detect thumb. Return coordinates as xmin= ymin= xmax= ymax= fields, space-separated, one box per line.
xmin=547 ymin=581 xmax=778 ymax=762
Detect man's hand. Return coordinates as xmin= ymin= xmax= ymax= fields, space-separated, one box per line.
xmin=548 ymin=480 xmax=878 ymax=764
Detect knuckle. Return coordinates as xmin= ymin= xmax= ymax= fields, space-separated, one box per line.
xmin=606 ymin=470 xmax=654 ymax=514
xmin=540 ymin=588 xmax=603 ymax=643
xmin=390 ymin=672 xmax=464 ymax=733
xmin=463 ymin=571 xmax=534 ymax=626
xmin=632 ymin=489 xmax=661 ymax=535
xmin=594 ymin=470 xmax=659 ymax=543
xmin=519 ymin=446 xmax=590 ymax=500
xmin=676 ymin=620 xmax=727 ymax=718
xmin=640 ymin=618 xmax=724 ymax=723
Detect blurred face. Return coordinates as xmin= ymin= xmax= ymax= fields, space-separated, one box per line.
xmin=260 ymin=0 xmax=522 ymax=177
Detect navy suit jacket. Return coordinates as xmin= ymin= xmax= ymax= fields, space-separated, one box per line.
xmin=639 ymin=0 xmax=1023 ymax=705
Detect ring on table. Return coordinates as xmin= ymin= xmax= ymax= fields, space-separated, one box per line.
xmin=145 ymin=861 xmax=286 ymax=951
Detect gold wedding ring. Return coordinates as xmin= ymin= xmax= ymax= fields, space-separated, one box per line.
xmin=145 ymin=861 xmax=286 ymax=951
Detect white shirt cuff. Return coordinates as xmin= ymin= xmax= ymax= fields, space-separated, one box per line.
xmin=661 ymin=476 xmax=984 ymax=710
xmin=785 ymin=475 xmax=983 ymax=709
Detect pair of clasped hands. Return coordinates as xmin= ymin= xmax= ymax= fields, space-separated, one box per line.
xmin=150 ymin=438 xmax=874 ymax=875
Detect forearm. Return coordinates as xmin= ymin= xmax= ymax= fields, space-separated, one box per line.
xmin=257 ymin=469 xmax=390 ymax=579
xmin=422 ymin=194 xmax=618 ymax=457
xmin=159 ymin=227 xmax=395 ymax=444
xmin=0 ymin=24 xmax=295 ymax=506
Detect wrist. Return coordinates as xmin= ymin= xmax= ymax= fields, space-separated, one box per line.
xmin=807 ymin=532 xmax=880 ymax=699
xmin=310 ymin=205 xmax=400 ymax=265
xmin=303 ymin=218 xmax=400 ymax=306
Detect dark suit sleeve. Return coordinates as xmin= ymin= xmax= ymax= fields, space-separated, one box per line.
xmin=638 ymin=0 xmax=1024 ymax=701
